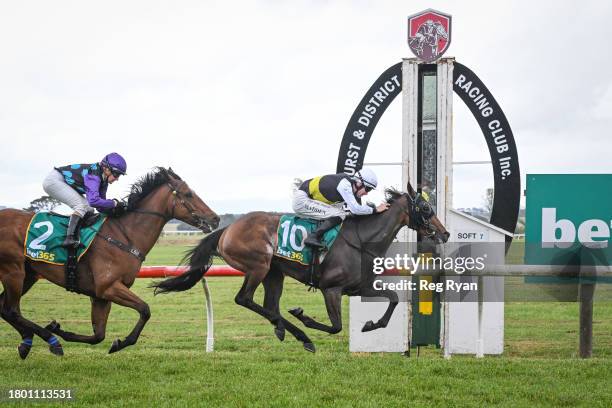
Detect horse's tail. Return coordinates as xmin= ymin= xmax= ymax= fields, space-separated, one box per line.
xmin=152 ymin=228 xmax=226 ymax=295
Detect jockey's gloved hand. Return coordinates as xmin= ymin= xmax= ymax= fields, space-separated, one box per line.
xmin=112 ymin=199 xmax=128 ymax=216
xmin=375 ymin=203 xmax=390 ymax=213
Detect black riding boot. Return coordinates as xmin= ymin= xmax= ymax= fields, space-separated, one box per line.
xmin=62 ymin=214 xmax=83 ymax=248
xmin=304 ymin=216 xmax=343 ymax=249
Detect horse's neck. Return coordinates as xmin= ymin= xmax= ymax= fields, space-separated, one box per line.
xmin=118 ymin=190 xmax=169 ymax=254
xmin=347 ymin=205 xmax=403 ymax=253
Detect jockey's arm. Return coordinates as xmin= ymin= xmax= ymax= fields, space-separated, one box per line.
xmin=336 ymin=178 xmax=374 ymax=215
xmin=84 ymin=174 xmax=116 ymax=211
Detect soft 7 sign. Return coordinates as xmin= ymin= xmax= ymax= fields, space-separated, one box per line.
xmin=525 ymin=174 xmax=612 ymax=266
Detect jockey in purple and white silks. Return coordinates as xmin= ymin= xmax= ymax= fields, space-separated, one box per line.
xmin=292 ymin=168 xmax=389 ymax=248
xmin=42 ymin=152 xmax=128 ymax=248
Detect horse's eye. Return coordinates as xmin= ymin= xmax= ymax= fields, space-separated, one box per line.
xmin=185 ymin=192 xmax=193 ymax=199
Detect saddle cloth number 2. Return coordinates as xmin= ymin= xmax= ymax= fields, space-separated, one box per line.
xmin=29 ymin=221 xmax=54 ymax=250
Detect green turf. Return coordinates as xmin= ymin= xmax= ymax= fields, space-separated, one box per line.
xmin=506 ymin=239 xmax=525 ymax=265
xmin=1 ymin=241 xmax=611 ymax=407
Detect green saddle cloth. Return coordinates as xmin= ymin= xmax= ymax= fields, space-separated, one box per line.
xmin=24 ymin=213 xmax=107 ymax=265
xmin=275 ymin=215 xmax=341 ymax=266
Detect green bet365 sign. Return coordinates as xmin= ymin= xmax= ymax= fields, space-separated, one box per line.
xmin=525 ymin=174 xmax=612 ymax=266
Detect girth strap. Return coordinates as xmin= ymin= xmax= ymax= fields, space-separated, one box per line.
xmin=65 ymin=246 xmax=80 ymax=293
xmin=98 ymin=234 xmax=146 ymax=262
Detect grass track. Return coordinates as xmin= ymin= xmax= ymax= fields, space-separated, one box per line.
xmin=0 ymin=240 xmax=611 ymax=407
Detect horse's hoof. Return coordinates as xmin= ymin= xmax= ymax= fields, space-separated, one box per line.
xmin=45 ymin=320 xmax=60 ymax=333
xmin=49 ymin=344 xmax=64 ymax=357
xmin=108 ymin=339 xmax=122 ymax=354
xmin=274 ymin=326 xmax=285 ymax=342
xmin=18 ymin=344 xmax=32 ymax=360
xmin=361 ymin=320 xmax=376 ymax=332
xmin=289 ymin=307 xmax=303 ymax=317
xmin=303 ymin=342 xmax=316 ymax=353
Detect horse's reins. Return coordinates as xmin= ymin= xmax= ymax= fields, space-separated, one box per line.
xmin=99 ymin=180 xmax=207 ymax=262
xmin=130 ymin=181 xmax=202 ymax=222
xmin=338 ymin=213 xmax=387 ymax=262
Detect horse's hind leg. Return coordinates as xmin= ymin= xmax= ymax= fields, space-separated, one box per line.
xmin=237 ymin=270 xmax=315 ymax=352
xmin=46 ymin=297 xmax=111 ymax=345
xmin=0 ymin=266 xmax=64 ymax=357
xmin=0 ymin=272 xmax=39 ymax=359
xmin=289 ymin=286 xmax=343 ymax=334
xmin=262 ymin=269 xmax=286 ymax=341
xmin=100 ymin=281 xmax=150 ymax=354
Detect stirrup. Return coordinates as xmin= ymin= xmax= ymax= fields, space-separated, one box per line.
xmin=62 ymin=237 xmax=80 ymax=248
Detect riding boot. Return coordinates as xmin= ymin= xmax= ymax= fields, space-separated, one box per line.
xmin=304 ymin=216 xmax=343 ymax=249
xmin=62 ymin=214 xmax=83 ymax=248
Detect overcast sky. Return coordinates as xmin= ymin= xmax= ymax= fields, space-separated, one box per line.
xmin=1 ymin=0 xmax=610 ymax=214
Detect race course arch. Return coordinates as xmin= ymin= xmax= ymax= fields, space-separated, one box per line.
xmin=336 ymin=60 xmax=520 ymax=240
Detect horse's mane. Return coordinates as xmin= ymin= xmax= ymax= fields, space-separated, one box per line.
xmin=127 ymin=167 xmax=182 ymax=210
xmin=384 ymin=188 xmax=406 ymax=203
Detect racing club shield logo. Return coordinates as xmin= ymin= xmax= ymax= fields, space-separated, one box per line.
xmin=407 ymin=9 xmax=452 ymax=63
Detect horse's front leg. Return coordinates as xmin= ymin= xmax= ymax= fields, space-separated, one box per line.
xmin=289 ymin=286 xmax=343 ymax=334
xmin=357 ymin=287 xmax=399 ymax=332
xmin=46 ymin=297 xmax=111 ymax=345
xmin=99 ymin=281 xmax=150 ymax=354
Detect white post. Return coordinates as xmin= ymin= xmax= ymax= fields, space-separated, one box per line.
xmin=402 ymin=58 xmax=420 ymax=349
xmin=437 ymin=58 xmax=455 ymax=358
xmin=436 ymin=58 xmax=454 ymax=229
xmin=201 ymin=278 xmax=214 ymax=352
xmin=402 ymin=58 xmax=420 ymax=245
xmin=476 ymin=275 xmax=485 ymax=358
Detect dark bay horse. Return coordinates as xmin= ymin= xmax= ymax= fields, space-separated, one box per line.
xmin=153 ymin=184 xmax=449 ymax=352
xmin=0 ymin=167 xmax=219 ymax=358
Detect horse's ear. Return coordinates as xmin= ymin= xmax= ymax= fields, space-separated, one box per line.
xmin=406 ymin=181 xmax=416 ymax=197
xmin=167 ymin=167 xmax=182 ymax=180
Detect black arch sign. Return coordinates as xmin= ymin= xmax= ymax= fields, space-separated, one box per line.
xmin=336 ymin=61 xmax=520 ymax=241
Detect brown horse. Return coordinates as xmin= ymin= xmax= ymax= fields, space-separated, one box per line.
xmin=0 ymin=167 xmax=219 ymax=358
xmin=154 ymin=183 xmax=449 ymax=352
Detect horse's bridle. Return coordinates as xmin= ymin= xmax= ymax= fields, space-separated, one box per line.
xmin=131 ymin=180 xmax=210 ymax=230
xmin=340 ymin=193 xmax=437 ymax=255
xmin=166 ymin=180 xmax=209 ymax=229
xmin=100 ymin=179 xmax=211 ymax=262
xmin=407 ymin=193 xmax=436 ymax=238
